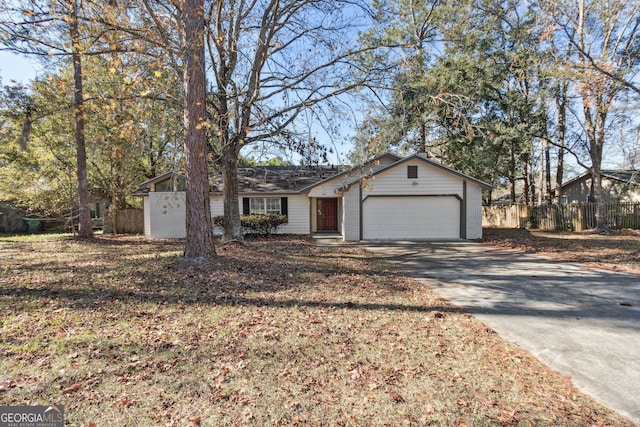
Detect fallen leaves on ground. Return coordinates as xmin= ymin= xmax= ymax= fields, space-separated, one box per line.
xmin=483 ymin=227 xmax=640 ymax=274
xmin=0 ymin=234 xmax=634 ymax=426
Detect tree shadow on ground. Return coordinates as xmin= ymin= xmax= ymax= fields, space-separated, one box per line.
xmin=1 ymin=235 xmax=455 ymax=316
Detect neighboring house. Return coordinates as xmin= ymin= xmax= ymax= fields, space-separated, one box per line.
xmin=560 ymin=170 xmax=640 ymax=204
xmin=133 ymin=153 xmax=492 ymax=241
xmin=0 ymin=201 xmax=28 ymax=233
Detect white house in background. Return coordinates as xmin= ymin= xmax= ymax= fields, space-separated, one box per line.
xmin=133 ymin=153 xmax=492 ymax=241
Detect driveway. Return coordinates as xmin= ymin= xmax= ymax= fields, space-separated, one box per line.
xmin=361 ymin=241 xmax=640 ymax=424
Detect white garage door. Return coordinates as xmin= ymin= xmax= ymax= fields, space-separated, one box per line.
xmin=363 ymin=196 xmax=460 ymax=240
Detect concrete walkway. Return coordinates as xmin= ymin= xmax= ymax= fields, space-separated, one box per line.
xmin=355 ymin=241 xmax=640 ymax=424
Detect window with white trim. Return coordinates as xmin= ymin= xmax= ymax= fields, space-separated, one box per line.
xmin=249 ymin=197 xmax=282 ymax=214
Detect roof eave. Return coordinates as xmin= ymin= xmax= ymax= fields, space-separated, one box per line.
xmin=338 ymin=154 xmax=493 ymax=191
xmin=300 ymin=152 xmax=402 ymax=193
xmin=136 ymin=171 xmax=179 ymax=190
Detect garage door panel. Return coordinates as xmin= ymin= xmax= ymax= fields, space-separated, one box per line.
xmin=363 ymin=196 xmax=459 ymax=240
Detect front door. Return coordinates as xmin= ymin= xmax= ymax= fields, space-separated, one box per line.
xmin=319 ymin=198 xmax=338 ymax=232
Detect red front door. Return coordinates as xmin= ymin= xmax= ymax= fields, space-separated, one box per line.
xmin=321 ymin=198 xmax=338 ymax=231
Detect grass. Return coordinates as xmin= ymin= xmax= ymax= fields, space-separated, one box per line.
xmin=0 ymin=234 xmax=636 ymax=426
xmin=0 ymin=231 xmax=77 ymax=242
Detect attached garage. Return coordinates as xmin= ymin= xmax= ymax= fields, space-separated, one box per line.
xmin=336 ymin=154 xmax=491 ymax=241
xmin=362 ymin=195 xmax=461 ymax=240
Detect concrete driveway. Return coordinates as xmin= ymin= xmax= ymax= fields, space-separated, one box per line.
xmin=362 ymin=241 xmax=640 ymax=424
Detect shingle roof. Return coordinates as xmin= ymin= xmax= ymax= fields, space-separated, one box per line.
xmin=561 ymin=169 xmax=640 ymax=188
xmin=134 ymin=165 xmax=344 ymax=195
xmin=134 ymin=152 xmax=495 ymax=196
xmin=214 ymin=165 xmax=344 ymax=194
xmin=602 ymin=170 xmax=640 ymax=184
xmin=135 ymin=172 xmax=176 ymax=189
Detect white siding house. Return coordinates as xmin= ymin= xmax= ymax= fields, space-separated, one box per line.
xmin=332 ymin=155 xmax=489 ymax=240
xmin=147 ymin=192 xmax=186 ymax=238
xmin=134 ymin=153 xmax=491 ymax=241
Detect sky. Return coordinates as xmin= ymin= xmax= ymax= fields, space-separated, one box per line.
xmin=0 ymin=49 xmax=353 ymax=165
xmin=0 ymin=50 xmax=41 ymax=84
xmin=0 ymin=47 xmax=630 ymax=173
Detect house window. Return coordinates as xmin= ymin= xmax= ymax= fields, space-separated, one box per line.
xmin=89 ymin=203 xmax=101 ymax=219
xmin=250 ymin=198 xmax=281 ymax=214
xmin=407 ymin=165 xmax=418 ymax=179
xmin=243 ymin=197 xmax=289 ymax=216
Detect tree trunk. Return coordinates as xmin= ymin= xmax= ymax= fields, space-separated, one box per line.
xmin=70 ymin=0 xmax=93 ymax=239
xmin=509 ymin=176 xmax=516 ymax=203
xmin=555 ymin=146 xmax=565 ymax=203
xmin=222 ymin=142 xmax=242 ymax=243
xmin=110 ymin=205 xmax=118 ymax=235
xmin=183 ymin=0 xmax=215 ymax=258
xmin=554 ymin=80 xmax=568 ymax=204
xmin=543 ymin=137 xmax=552 ymax=204
xmin=111 ymin=143 xmax=127 ymax=235
xmin=583 ymin=96 xmax=607 ymax=232
xmin=529 ymin=161 xmax=536 ymax=206
xmin=418 ymin=121 xmax=426 ymax=153
xmin=523 ymin=159 xmax=530 ymax=205
xmin=509 ymin=142 xmax=516 ymax=203
xmin=592 ymin=109 xmax=608 ymax=232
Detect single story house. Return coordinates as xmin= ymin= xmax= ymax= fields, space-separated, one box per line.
xmin=560 ymin=170 xmax=640 ymax=204
xmin=133 ymin=153 xmax=492 ymax=241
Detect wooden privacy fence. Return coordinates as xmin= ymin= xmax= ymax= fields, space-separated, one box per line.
xmin=104 ymin=209 xmax=144 ymax=234
xmin=483 ymin=203 xmax=640 ymax=231
xmin=482 ymin=205 xmax=532 ymax=229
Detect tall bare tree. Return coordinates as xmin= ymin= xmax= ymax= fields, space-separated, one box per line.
xmin=67 ymin=0 xmax=93 ymax=238
xmin=204 ymin=0 xmax=383 ymax=242
xmin=543 ymin=0 xmax=640 ymax=231
xmin=132 ymin=0 xmax=384 ymax=248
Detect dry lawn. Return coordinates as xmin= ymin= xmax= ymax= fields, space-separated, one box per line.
xmin=483 ymin=227 xmax=640 ymax=274
xmin=0 ymin=233 xmax=635 ymax=426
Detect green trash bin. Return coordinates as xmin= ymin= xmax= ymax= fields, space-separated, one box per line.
xmin=24 ymin=217 xmax=41 ymax=234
